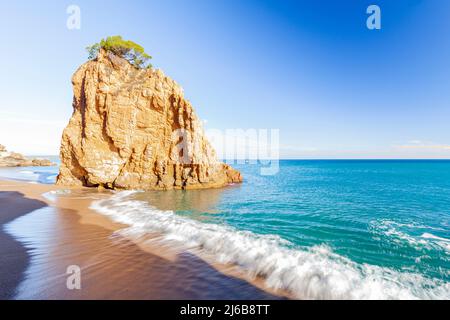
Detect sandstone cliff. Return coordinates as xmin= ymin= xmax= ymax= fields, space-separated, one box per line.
xmin=57 ymin=50 xmax=242 ymax=190
xmin=0 ymin=144 xmax=55 ymax=167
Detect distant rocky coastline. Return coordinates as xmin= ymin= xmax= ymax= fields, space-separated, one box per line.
xmin=0 ymin=144 xmax=55 ymax=167
xmin=57 ymin=48 xmax=242 ymax=190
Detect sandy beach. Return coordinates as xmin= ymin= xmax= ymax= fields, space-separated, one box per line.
xmin=0 ymin=179 xmax=285 ymax=300
xmin=0 ymin=187 xmax=46 ymax=299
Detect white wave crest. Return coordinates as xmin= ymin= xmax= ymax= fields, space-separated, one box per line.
xmin=370 ymin=219 xmax=450 ymax=254
xmin=421 ymin=233 xmax=450 ymax=253
xmin=19 ymin=170 xmax=35 ymax=175
xmin=90 ymin=191 xmax=450 ymax=300
xmin=42 ymin=189 xmax=71 ymax=202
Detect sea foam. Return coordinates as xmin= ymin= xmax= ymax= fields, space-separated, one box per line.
xmin=90 ymin=191 xmax=450 ymax=300
xmin=370 ymin=219 xmax=450 ymax=254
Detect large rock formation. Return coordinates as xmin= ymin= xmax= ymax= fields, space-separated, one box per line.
xmin=57 ymin=50 xmax=242 ymax=190
xmin=0 ymin=144 xmax=55 ymax=167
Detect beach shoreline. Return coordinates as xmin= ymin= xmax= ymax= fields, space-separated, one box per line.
xmin=0 ymin=179 xmax=286 ymax=300
xmin=0 ymin=188 xmax=47 ymax=299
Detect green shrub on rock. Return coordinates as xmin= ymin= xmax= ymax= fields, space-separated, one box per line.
xmin=86 ymin=36 xmax=152 ymax=69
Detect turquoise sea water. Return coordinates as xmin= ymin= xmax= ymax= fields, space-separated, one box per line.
xmin=227 ymin=160 xmax=450 ymax=280
xmin=2 ymin=160 xmax=449 ymax=299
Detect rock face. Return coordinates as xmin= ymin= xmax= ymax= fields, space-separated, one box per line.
xmin=57 ymin=50 xmax=242 ymax=190
xmin=0 ymin=144 xmax=55 ymax=167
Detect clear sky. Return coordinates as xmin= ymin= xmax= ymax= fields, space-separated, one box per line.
xmin=0 ymin=0 xmax=449 ymax=158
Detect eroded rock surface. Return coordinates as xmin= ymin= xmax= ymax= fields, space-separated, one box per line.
xmin=57 ymin=50 xmax=242 ymax=190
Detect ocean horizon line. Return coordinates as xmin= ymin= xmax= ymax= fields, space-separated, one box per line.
xmin=20 ymin=156 xmax=450 ymax=161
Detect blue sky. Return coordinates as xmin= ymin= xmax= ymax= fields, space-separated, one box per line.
xmin=0 ymin=0 xmax=449 ymax=158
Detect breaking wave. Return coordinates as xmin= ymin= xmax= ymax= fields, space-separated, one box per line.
xmin=90 ymin=191 xmax=450 ymax=300
xmin=370 ymin=219 xmax=450 ymax=254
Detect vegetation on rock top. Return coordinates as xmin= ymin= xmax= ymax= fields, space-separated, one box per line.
xmin=87 ymin=35 xmax=152 ymax=69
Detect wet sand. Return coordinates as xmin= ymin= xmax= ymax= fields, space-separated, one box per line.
xmin=0 ymin=180 xmax=285 ymax=299
xmin=0 ymin=190 xmax=46 ymax=299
